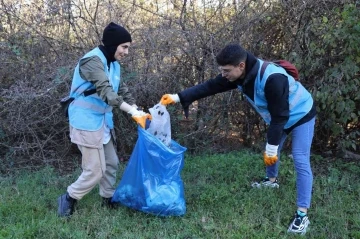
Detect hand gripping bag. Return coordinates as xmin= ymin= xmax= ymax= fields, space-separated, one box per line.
xmin=112 ymin=126 xmax=187 ymax=216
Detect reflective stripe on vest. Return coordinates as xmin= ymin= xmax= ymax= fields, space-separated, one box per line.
xmin=72 ymin=99 xmax=113 ymax=114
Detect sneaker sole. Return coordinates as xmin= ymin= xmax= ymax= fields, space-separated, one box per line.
xmin=251 ymin=183 xmax=279 ymax=188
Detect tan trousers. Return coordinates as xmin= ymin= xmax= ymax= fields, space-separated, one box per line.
xmin=67 ymin=139 xmax=119 ymax=200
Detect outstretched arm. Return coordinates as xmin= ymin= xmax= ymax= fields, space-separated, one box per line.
xmin=161 ymin=74 xmax=237 ymax=117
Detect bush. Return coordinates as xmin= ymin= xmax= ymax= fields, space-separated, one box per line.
xmin=0 ymin=0 xmax=359 ymax=172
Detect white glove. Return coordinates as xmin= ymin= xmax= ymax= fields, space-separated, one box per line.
xmin=127 ymin=107 xmax=146 ymax=117
xmin=265 ymin=143 xmax=278 ymax=157
xmin=127 ymin=108 xmax=152 ymax=128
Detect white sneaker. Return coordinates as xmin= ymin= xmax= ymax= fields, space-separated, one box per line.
xmin=251 ymin=177 xmax=279 ymax=188
xmin=287 ymin=210 xmax=310 ymax=235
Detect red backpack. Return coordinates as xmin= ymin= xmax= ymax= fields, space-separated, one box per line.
xmin=260 ymin=60 xmax=299 ymax=81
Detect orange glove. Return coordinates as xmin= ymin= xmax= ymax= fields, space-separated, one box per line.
xmin=128 ymin=108 xmax=152 ymax=128
xmin=160 ymin=94 xmax=180 ymax=105
xmin=132 ymin=114 xmax=152 ymax=128
xmin=263 ymin=143 xmax=279 ymax=166
xmin=263 ymin=153 xmax=278 ymax=166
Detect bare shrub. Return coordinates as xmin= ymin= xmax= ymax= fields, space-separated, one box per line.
xmin=1 ymin=0 xmax=359 ymax=172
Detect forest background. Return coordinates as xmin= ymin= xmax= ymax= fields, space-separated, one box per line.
xmin=0 ymin=0 xmax=359 ymax=173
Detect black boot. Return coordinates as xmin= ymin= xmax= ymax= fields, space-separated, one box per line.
xmin=102 ymin=197 xmax=119 ymax=209
xmin=57 ymin=192 xmax=77 ymax=217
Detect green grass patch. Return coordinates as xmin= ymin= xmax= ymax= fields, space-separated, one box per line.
xmin=1 ymin=151 xmax=360 ymax=238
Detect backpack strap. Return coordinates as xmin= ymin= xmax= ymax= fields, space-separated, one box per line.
xmin=260 ymin=61 xmax=270 ymax=81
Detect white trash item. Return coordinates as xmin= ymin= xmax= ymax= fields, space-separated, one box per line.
xmin=147 ymin=103 xmax=171 ymax=146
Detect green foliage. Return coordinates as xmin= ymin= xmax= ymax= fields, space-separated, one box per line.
xmin=308 ymin=4 xmax=360 ymax=152
xmin=1 ymin=152 xmax=360 ymax=238
xmin=54 ymin=67 xmax=71 ymax=85
xmin=10 ymin=44 xmax=22 ymax=56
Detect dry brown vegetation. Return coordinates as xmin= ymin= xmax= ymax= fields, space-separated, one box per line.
xmin=0 ymin=0 xmax=359 ymax=173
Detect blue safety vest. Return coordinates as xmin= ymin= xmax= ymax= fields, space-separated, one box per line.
xmin=237 ymin=59 xmax=313 ymax=129
xmin=68 ymin=47 xmax=121 ymax=131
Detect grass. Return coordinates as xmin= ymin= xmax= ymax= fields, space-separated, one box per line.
xmin=1 ymin=151 xmax=360 ymax=239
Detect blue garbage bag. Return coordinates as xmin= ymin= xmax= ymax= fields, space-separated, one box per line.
xmin=112 ymin=126 xmax=187 ymax=216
